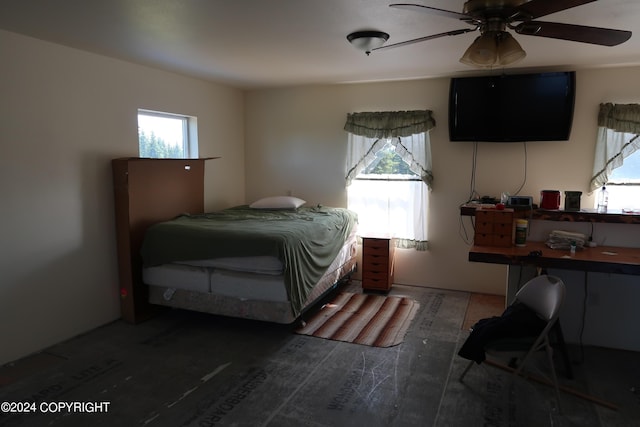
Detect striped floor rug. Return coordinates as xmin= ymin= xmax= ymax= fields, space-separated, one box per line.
xmin=295 ymin=292 xmax=420 ymax=347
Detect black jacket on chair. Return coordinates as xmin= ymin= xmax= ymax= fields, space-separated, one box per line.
xmin=458 ymin=302 xmax=547 ymax=364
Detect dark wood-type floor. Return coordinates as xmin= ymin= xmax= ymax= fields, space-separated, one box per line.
xmin=1 ymin=282 xmax=638 ymax=426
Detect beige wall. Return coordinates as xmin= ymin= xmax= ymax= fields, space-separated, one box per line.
xmin=0 ymin=30 xmax=245 ymax=365
xmin=3 ymin=26 xmax=640 ymax=364
xmin=244 ymin=67 xmax=640 ymax=297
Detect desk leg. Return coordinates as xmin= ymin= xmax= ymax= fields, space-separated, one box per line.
xmin=553 ymin=321 xmax=573 ymax=379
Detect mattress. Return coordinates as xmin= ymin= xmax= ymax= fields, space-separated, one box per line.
xmin=146 ymin=238 xmax=357 ymax=324
xmin=143 ymin=264 xmax=210 ymax=293
xmin=143 ymin=232 xmax=357 ymax=304
xmin=178 ymin=256 xmax=283 ymax=275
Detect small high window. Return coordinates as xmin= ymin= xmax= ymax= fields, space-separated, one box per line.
xmin=137 ymin=109 xmax=198 ymax=158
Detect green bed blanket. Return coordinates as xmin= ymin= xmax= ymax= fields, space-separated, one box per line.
xmin=141 ymin=205 xmax=357 ymax=317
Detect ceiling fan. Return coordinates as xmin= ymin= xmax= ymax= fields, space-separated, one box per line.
xmin=349 ymin=0 xmax=632 ymax=67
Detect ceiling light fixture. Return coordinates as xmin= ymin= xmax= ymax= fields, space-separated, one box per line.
xmin=347 ymin=31 xmax=390 ymax=55
xmin=460 ymin=30 xmax=525 ymax=67
xmin=497 ymin=32 xmax=526 ymax=65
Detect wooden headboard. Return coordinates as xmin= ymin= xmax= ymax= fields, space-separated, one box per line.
xmin=112 ymin=157 xmax=216 ymax=323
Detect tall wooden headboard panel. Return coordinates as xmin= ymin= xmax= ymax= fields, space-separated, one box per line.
xmin=112 ymin=157 xmax=216 ymax=323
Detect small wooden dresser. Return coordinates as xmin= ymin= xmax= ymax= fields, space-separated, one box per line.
xmin=474 ymin=208 xmax=514 ymax=247
xmin=361 ymin=235 xmax=396 ymax=292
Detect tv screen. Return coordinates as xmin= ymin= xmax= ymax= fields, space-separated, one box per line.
xmin=448 ymin=71 xmax=576 ymax=142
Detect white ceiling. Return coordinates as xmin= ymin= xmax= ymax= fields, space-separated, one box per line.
xmin=1 ymin=0 xmax=639 ymax=89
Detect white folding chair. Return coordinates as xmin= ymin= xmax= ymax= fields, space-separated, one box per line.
xmin=460 ymin=274 xmax=566 ymax=407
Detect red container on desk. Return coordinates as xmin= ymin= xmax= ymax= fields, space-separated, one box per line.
xmin=540 ymin=190 xmax=561 ymax=209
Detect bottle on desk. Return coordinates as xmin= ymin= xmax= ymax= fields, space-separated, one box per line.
xmin=597 ymin=186 xmax=609 ymax=213
xmin=515 ymin=219 xmax=528 ymax=247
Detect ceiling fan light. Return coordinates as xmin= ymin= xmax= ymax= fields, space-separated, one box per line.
xmin=497 ymin=32 xmax=526 ymax=65
xmin=347 ymin=31 xmax=390 ymax=52
xmin=459 ymin=39 xmax=479 ymax=66
xmin=459 ymin=33 xmax=497 ymax=67
xmin=472 ymin=33 xmax=498 ymax=64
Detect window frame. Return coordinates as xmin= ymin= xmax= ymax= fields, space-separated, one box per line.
xmin=137 ymin=109 xmax=198 ymax=159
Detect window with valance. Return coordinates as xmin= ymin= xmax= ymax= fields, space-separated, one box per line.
xmin=344 ymin=110 xmax=435 ymax=250
xmin=591 ymin=103 xmax=640 ymax=211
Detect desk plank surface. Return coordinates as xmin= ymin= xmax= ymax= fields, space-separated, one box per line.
xmin=469 ymin=241 xmax=640 ymax=276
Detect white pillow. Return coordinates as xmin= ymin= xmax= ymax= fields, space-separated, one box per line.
xmin=249 ymin=196 xmax=306 ymax=210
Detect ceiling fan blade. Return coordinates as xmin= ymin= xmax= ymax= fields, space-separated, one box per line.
xmin=370 ymin=28 xmax=477 ymax=54
xmin=389 ymin=3 xmax=473 ymax=22
xmin=511 ymin=0 xmax=597 ymax=21
xmin=515 ymin=21 xmax=632 ymax=46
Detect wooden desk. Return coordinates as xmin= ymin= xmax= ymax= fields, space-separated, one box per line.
xmin=469 ymin=241 xmax=640 ymax=276
xmin=469 ymin=241 xmax=640 ymax=378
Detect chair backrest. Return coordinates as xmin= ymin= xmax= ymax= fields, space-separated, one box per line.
xmin=515 ymin=275 xmax=566 ymax=322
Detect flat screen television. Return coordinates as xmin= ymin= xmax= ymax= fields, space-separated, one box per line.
xmin=448 ymin=71 xmax=576 ymax=142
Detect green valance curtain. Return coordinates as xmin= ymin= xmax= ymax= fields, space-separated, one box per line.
xmin=597 ymin=103 xmax=640 ymax=134
xmin=344 ymin=110 xmax=435 ymax=188
xmin=343 ymin=110 xmax=436 ymax=139
xmin=591 ymin=103 xmax=640 ymax=191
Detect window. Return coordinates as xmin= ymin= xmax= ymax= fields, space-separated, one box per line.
xmin=347 ymin=138 xmax=429 ymax=249
xmin=344 ymin=109 xmax=435 ymax=251
xmin=602 ymin=144 xmax=640 ymax=212
xmin=590 ymin=103 xmax=640 ymax=212
xmin=138 ymin=109 xmax=198 ymax=158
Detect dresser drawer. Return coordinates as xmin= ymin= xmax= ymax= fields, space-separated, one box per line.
xmin=363 ymin=262 xmax=390 ymax=275
xmin=474 ymin=233 xmax=493 ymax=246
xmin=363 ymin=252 xmax=389 ymax=265
xmin=361 ymin=236 xmax=395 ymax=292
xmin=363 ymin=268 xmax=389 ymax=280
xmin=475 ymin=220 xmax=493 ymax=233
xmin=493 ymin=221 xmax=513 ymax=235
xmin=493 ymin=211 xmax=514 ymax=225
xmin=363 ymin=242 xmax=390 ymax=257
xmin=362 ymin=277 xmax=390 ymax=291
xmin=492 ymin=233 xmax=513 ymax=247
xmin=475 ymin=210 xmax=495 ymax=222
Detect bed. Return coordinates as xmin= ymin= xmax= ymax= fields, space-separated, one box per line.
xmin=112 ymin=158 xmax=357 ymax=324
xmin=140 ymin=203 xmax=358 ymax=324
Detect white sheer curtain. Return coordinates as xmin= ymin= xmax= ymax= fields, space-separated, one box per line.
xmin=345 ymin=132 xmax=432 ymax=187
xmin=591 ymin=103 xmax=640 ymax=191
xmin=347 ymin=175 xmax=428 ymax=248
xmin=344 ymin=110 xmax=434 ymax=250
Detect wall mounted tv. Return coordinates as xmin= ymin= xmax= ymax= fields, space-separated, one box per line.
xmin=448 ymin=71 xmax=576 ymax=142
